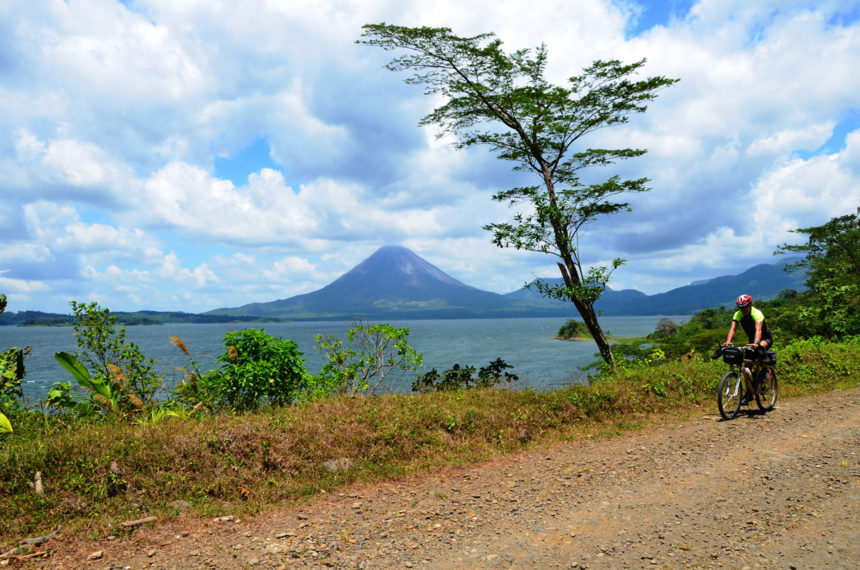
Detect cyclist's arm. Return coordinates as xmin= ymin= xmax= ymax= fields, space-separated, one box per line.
xmin=753 ymin=320 xmax=763 ymax=346
xmin=726 ymin=321 xmax=738 ymax=345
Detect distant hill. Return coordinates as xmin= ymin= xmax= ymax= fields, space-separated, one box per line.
xmin=508 ymin=260 xmax=806 ymax=316
xmin=0 ymin=310 xmax=283 ymax=327
xmin=208 ymin=246 xmax=806 ymax=320
xmin=1 ymin=246 xmax=805 ymax=325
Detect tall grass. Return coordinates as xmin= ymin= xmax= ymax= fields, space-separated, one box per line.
xmin=1 ymin=337 xmax=858 ymax=543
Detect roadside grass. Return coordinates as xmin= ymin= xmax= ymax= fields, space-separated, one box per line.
xmin=1 ymin=338 xmax=858 ymax=544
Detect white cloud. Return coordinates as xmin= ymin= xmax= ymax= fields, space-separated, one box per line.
xmin=746 ymin=123 xmax=835 ymax=157
xmin=29 ymin=0 xmax=209 ymax=103
xmin=12 ymin=130 xmax=138 ymax=199
xmin=136 ymin=163 xmax=317 ymax=242
xmin=0 ymin=0 xmax=858 ymax=309
xmin=750 ymin=146 xmax=860 ymax=229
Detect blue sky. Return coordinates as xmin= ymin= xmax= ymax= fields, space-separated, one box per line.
xmin=1 ymin=0 xmax=859 ymax=314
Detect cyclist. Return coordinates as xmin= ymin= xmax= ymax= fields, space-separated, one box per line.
xmin=725 ymin=294 xmax=773 ymax=352
xmin=725 ymin=294 xmax=773 ymax=403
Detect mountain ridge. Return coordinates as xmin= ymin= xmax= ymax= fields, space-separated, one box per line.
xmin=207 ymin=246 xmax=806 ymax=320
xmin=1 ymin=246 xmax=805 ymax=325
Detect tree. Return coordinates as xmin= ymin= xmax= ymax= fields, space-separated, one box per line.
xmin=68 ymin=301 xmax=160 ymax=405
xmin=556 ymin=319 xmax=587 ymax=340
xmin=314 ymin=320 xmax=423 ymax=396
xmin=359 ymin=25 xmax=677 ymax=370
xmin=649 ymin=317 xmax=680 ymax=339
xmin=775 ymin=208 xmax=860 ymax=336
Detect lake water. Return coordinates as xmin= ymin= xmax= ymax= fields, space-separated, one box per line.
xmin=1 ymin=316 xmax=689 ymax=401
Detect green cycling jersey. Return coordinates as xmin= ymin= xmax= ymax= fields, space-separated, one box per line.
xmin=732 ymin=306 xmax=773 ymax=346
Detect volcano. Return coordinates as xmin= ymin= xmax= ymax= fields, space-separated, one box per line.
xmin=208 ymin=245 xmax=515 ymax=320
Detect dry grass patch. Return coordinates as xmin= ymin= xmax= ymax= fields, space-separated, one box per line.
xmin=2 ymin=339 xmax=858 ymax=545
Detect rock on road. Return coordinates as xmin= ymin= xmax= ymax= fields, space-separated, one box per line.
xmin=30 ymin=388 xmax=860 ymax=569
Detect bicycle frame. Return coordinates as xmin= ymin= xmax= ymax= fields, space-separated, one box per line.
xmin=715 ymin=344 xmax=777 ymax=420
xmin=725 ymin=359 xmax=755 ymax=400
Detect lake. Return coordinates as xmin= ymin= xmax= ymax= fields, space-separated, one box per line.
xmin=1 ymin=315 xmax=689 ymax=401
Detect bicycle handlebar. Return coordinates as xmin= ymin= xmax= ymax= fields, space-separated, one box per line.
xmin=711 ymin=342 xmax=766 ymax=362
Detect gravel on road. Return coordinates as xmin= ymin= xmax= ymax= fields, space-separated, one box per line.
xmin=11 ymin=388 xmax=859 ymax=569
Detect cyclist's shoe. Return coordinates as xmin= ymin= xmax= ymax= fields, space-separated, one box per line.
xmin=740 ymin=391 xmax=753 ymax=405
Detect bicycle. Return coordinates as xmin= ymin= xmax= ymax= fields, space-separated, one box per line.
xmin=711 ymin=343 xmax=778 ymax=420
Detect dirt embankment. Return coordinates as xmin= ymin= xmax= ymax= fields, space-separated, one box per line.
xmin=9 ymin=388 xmax=859 ymax=569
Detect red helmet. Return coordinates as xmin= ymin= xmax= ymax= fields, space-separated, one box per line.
xmin=736 ymin=294 xmax=753 ymax=308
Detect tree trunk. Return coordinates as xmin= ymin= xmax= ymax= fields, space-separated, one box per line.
xmin=542 ymin=172 xmax=616 ymax=372
xmin=575 ymin=299 xmax=616 ymax=371
xmin=556 ymin=262 xmax=616 ymax=372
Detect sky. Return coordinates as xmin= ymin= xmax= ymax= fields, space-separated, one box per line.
xmin=1 ymin=0 xmax=859 ymax=314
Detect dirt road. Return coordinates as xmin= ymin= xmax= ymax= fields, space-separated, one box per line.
xmin=14 ymin=388 xmax=860 ymax=569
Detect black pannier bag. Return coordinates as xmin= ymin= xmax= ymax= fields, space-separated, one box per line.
xmin=722 ymin=346 xmax=744 ymax=365
xmin=762 ymin=351 xmax=777 ymax=366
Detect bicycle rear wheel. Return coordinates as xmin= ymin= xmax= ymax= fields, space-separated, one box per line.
xmin=755 ymin=368 xmax=778 ymax=411
xmin=718 ymin=371 xmax=743 ymax=420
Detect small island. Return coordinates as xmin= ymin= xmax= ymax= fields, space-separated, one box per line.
xmin=551 ymin=319 xmax=592 ymax=341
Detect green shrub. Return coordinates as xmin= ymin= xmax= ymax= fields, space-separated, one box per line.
xmin=557 ymin=319 xmax=586 ymax=339
xmin=198 ymin=329 xmax=309 ymax=411
xmin=313 ymin=320 xmax=422 ymax=396
xmin=648 ymin=318 xmax=681 ymax=339
xmin=0 ymin=295 xmax=28 ymax=433
xmin=412 ymin=358 xmax=519 ymax=392
xmin=68 ymin=301 xmax=161 ymax=406
xmin=775 ymin=336 xmax=860 ymax=391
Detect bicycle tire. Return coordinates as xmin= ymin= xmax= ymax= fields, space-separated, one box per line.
xmin=718 ymin=371 xmax=742 ymax=420
xmin=755 ymin=367 xmax=778 ymax=412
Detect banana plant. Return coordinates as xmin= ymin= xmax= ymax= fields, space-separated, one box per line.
xmin=54 ymin=352 xmax=144 ymax=415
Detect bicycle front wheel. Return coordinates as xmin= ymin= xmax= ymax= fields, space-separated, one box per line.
xmin=718 ymin=371 xmax=743 ymax=420
xmin=755 ymin=368 xmax=778 ymax=412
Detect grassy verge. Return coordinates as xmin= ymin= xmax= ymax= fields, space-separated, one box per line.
xmin=1 ymin=338 xmax=858 ymax=544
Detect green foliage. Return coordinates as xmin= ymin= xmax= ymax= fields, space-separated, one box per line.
xmin=69 ymin=301 xmax=160 ymax=405
xmin=359 ymin=24 xmax=678 ymax=369
xmin=313 ymin=320 xmax=423 ymax=396
xmin=45 ymin=381 xmax=76 ymax=409
xmin=604 ymin=307 xmax=730 ymax=368
xmin=773 ymin=335 xmax=860 ymax=391
xmin=556 ymin=319 xmax=586 ymax=339
xmin=412 ymin=358 xmax=519 ymax=392
xmin=170 ymin=336 xmax=212 ymax=410
xmin=686 ymin=307 xmax=733 ymax=333
xmin=648 ymin=318 xmax=681 ymax=339
xmin=775 ymin=208 xmax=860 ymax=337
xmin=0 ymin=295 xmax=27 ymax=434
xmin=0 ymin=347 xmax=27 ymax=409
xmin=52 ymin=351 xmax=144 ymax=416
xmin=1 ymin=335 xmax=857 ymax=541
xmin=200 ymin=329 xmax=309 ymax=411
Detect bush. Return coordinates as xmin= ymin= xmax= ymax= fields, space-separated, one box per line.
xmin=557 ymin=319 xmax=586 ymax=339
xmin=69 ymin=301 xmax=161 ymax=406
xmin=648 ymin=318 xmax=680 ymax=339
xmin=412 ymin=358 xmax=518 ymax=392
xmin=0 ymin=295 xmax=27 ymax=433
xmin=313 ymin=320 xmax=422 ymax=396
xmin=198 ymin=329 xmax=309 ymax=411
